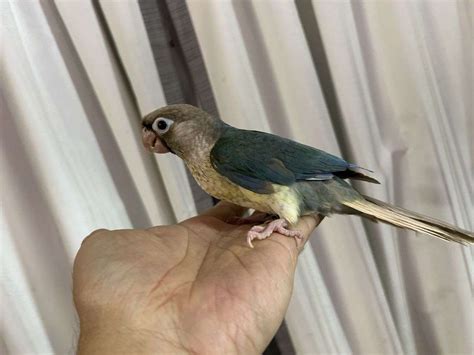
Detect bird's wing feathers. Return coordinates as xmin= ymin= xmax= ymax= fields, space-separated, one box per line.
xmin=210 ymin=129 xmax=351 ymax=194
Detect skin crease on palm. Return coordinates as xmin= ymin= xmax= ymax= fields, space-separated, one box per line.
xmin=74 ymin=202 xmax=323 ymax=354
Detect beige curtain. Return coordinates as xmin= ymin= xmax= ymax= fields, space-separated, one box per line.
xmin=1 ymin=0 xmax=472 ymax=354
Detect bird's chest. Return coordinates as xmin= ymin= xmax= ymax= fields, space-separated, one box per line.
xmin=184 ymin=155 xmax=300 ymax=223
xmin=186 ymin=156 xmax=249 ymax=204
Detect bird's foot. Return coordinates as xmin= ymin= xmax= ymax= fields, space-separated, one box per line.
xmin=246 ymin=218 xmax=303 ymax=248
xmin=227 ymin=212 xmax=275 ymax=225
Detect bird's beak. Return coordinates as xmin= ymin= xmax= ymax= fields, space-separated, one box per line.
xmin=142 ymin=127 xmax=170 ymax=154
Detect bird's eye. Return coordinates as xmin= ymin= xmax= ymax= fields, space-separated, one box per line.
xmin=152 ymin=117 xmax=174 ymax=134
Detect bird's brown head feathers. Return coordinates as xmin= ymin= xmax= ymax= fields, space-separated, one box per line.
xmin=141 ymin=104 xmax=224 ymax=159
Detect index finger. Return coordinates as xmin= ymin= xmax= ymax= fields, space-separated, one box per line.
xmin=295 ymin=214 xmax=324 ymax=238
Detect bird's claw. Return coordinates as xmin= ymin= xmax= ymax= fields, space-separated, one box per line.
xmin=246 ymin=219 xmax=303 ymax=248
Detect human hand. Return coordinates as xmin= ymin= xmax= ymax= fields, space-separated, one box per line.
xmin=73 ymin=202 xmax=323 ymax=354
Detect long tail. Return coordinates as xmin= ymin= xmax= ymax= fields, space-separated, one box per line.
xmin=343 ymin=195 xmax=474 ymax=245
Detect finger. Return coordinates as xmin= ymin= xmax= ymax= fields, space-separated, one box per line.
xmin=295 ymin=214 xmax=324 ymax=237
xmin=200 ymin=201 xmax=248 ymax=222
xmin=294 ymin=214 xmax=324 ymax=252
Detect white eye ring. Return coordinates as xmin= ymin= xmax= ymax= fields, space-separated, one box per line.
xmin=152 ymin=117 xmax=174 ymax=135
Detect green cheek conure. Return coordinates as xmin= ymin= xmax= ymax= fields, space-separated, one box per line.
xmin=141 ymin=104 xmax=473 ymax=248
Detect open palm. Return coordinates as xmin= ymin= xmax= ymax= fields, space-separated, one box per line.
xmin=73 ymin=202 xmax=322 ymax=354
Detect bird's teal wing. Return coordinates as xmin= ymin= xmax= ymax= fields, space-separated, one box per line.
xmin=210 ymin=128 xmax=374 ymax=194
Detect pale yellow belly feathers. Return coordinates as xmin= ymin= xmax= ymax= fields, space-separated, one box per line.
xmin=185 ymin=156 xmax=301 ymax=225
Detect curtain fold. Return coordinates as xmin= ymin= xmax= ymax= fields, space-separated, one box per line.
xmin=1 ymin=0 xmax=471 ymax=354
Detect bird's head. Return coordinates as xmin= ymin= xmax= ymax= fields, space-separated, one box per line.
xmin=142 ymin=104 xmax=224 ymax=158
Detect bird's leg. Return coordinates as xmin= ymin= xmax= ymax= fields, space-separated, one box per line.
xmin=227 ymin=212 xmax=276 ymax=225
xmin=246 ymin=219 xmax=303 ymax=248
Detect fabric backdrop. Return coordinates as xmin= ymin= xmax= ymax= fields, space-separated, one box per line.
xmin=1 ymin=0 xmax=472 ymax=354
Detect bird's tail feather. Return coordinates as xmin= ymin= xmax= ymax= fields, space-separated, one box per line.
xmin=343 ymin=195 xmax=474 ymax=245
